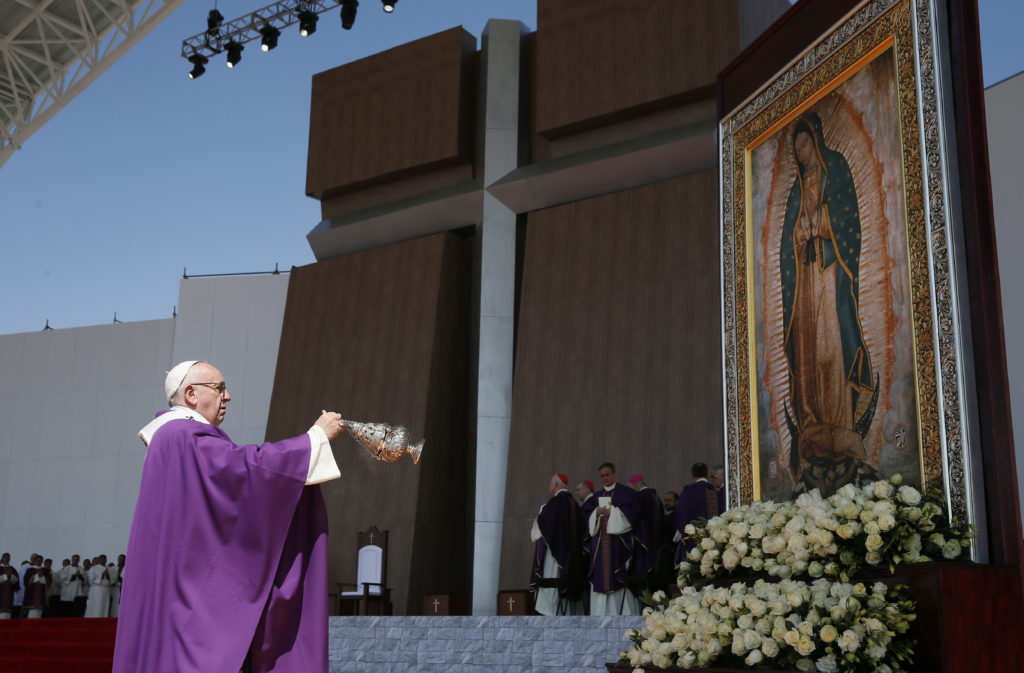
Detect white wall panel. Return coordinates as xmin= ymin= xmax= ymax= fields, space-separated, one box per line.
xmin=172 ymin=275 xmax=290 ymax=447
xmin=63 ymin=394 xmax=100 ymax=458
xmin=81 ymin=456 xmax=119 ymax=527
xmin=0 ymin=236 xmax=285 ymax=567
xmin=210 ymin=278 xmax=253 ymax=352
xmin=40 ymin=330 xmax=77 ymax=394
xmin=113 ymin=453 xmax=146 ymax=526
xmin=0 ymin=318 xmax=173 ymax=563
xmin=1 ymin=529 xmax=27 ymax=563
xmin=172 ymin=278 xmax=216 ymax=357
xmin=53 ymin=525 xmax=86 ymax=561
xmin=26 ymin=527 xmax=57 ymax=562
xmin=57 ymin=458 xmax=92 ymax=529
xmin=0 ymin=333 xmax=26 ymax=385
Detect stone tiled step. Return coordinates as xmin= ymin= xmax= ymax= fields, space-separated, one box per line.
xmin=328 ymin=615 xmax=641 ymax=673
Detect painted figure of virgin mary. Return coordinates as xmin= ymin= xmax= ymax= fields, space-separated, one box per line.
xmin=780 ymin=110 xmax=880 ymax=496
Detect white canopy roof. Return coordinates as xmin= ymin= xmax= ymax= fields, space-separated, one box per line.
xmin=0 ymin=0 xmax=184 ymax=169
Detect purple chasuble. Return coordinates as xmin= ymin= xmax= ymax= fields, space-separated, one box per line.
xmin=588 ymin=483 xmax=639 ymax=593
xmin=674 ymin=480 xmax=720 ymax=563
xmin=631 ymin=488 xmax=664 ymax=576
xmin=112 ymin=412 xmax=328 ymax=673
xmin=22 ymin=567 xmax=49 ymax=609
xmin=580 ymin=494 xmax=597 ymax=554
xmin=0 ymin=566 xmax=17 ymax=612
xmin=529 ymin=490 xmax=583 ymax=587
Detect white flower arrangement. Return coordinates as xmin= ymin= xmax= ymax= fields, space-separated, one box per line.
xmin=621 ymin=579 xmax=916 ymax=673
xmin=676 ymin=475 xmax=972 ymax=590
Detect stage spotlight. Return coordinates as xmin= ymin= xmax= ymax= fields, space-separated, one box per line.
xmin=206 ymin=9 xmax=224 ymax=36
xmin=381 ymin=0 xmax=396 ymax=12
xmin=226 ymin=41 xmax=243 ymax=68
xmin=260 ymin=24 xmax=281 ymax=51
xmin=298 ymin=10 xmax=318 ymax=36
xmin=187 ymin=53 xmax=208 ymax=79
xmin=340 ymin=0 xmax=358 ymax=29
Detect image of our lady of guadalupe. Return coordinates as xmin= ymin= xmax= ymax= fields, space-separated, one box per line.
xmin=780 ymin=110 xmax=881 ymax=497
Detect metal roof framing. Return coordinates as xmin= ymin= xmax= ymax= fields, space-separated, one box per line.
xmin=0 ymin=0 xmax=185 ymax=170
xmin=182 ymin=1 xmax=345 ymax=58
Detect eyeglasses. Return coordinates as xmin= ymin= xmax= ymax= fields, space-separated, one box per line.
xmin=192 ymin=381 xmax=227 ymax=395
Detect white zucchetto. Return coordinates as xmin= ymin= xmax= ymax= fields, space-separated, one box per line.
xmin=164 ymin=360 xmax=201 ymax=403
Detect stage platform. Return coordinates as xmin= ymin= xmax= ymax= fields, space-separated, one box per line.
xmin=328 ymin=615 xmax=640 ymax=673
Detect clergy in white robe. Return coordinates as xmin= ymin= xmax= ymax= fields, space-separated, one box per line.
xmin=13 ymin=560 xmax=30 ymax=614
xmin=85 ymin=556 xmax=113 ymax=618
xmin=45 ymin=560 xmax=61 ymax=616
xmin=107 ymin=562 xmax=121 ymax=617
xmin=60 ymin=556 xmax=85 ymax=617
xmin=75 ymin=560 xmax=91 ymax=617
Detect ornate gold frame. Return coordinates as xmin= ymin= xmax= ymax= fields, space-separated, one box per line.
xmin=720 ymin=0 xmax=971 ymax=528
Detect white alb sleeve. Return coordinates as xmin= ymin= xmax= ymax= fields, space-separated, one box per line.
xmin=605 ymin=506 xmax=633 ymax=535
xmin=531 ymin=518 xmax=542 ymax=542
xmin=305 ymin=424 xmax=342 ymax=485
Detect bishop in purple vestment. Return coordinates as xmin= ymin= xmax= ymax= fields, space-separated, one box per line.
xmin=0 ymin=553 xmax=18 ymax=617
xmin=627 ymin=475 xmax=665 ymax=576
xmin=674 ymin=462 xmax=721 ymax=564
xmin=710 ymin=464 xmax=727 ymax=513
xmin=577 ymin=481 xmax=597 ymax=548
xmin=529 ymin=474 xmax=585 ymax=615
xmin=588 ymin=463 xmax=640 ymax=615
xmin=112 ymin=360 xmax=346 ymax=673
xmin=22 ymin=555 xmax=50 ymax=617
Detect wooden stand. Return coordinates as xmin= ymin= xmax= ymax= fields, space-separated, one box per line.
xmin=891 ymin=563 xmax=1023 ymax=672
xmin=496 ymin=590 xmax=535 ymax=615
xmin=423 ymin=594 xmax=470 ymax=616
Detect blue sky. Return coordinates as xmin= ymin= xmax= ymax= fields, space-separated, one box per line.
xmin=0 ymin=0 xmax=1020 ymax=336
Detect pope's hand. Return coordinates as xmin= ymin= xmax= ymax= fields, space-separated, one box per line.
xmin=316 ymin=410 xmax=344 ymax=441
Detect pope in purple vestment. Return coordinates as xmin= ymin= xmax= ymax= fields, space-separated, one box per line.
xmin=112 ymin=360 xmax=345 ymax=673
xmin=674 ymin=478 xmax=720 ymax=564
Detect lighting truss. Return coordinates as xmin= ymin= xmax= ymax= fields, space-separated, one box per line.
xmin=181 ymin=0 xmax=348 ymax=61
xmin=0 ymin=0 xmax=186 ymax=170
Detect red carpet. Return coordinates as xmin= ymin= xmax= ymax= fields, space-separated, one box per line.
xmin=0 ymin=618 xmax=116 ymax=673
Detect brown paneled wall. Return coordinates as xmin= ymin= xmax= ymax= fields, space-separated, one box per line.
xmin=533 ymin=0 xmax=741 ymax=144
xmin=266 ymin=232 xmax=472 ymax=614
xmin=306 ymin=28 xmax=477 ymax=207
xmin=498 ymin=171 xmax=723 ymax=592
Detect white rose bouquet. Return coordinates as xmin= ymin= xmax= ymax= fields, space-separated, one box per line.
xmin=621 ymin=579 xmax=916 ymax=673
xmin=676 ymin=475 xmax=972 ymax=590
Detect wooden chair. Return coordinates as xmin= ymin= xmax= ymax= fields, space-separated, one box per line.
xmin=533 ymin=546 xmax=589 ymax=614
xmin=625 ymin=542 xmax=678 ymax=598
xmin=336 ymin=526 xmax=392 ymax=616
